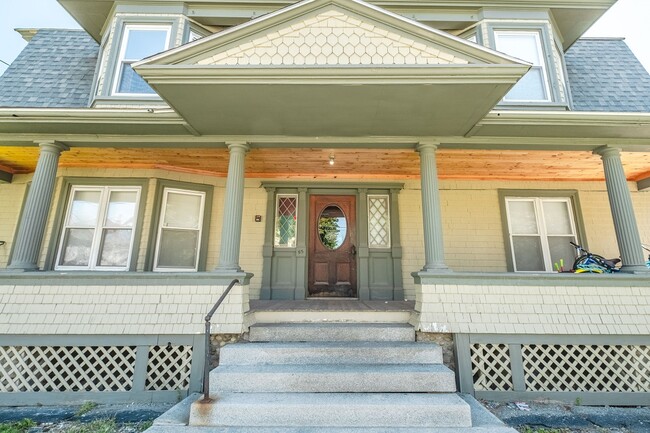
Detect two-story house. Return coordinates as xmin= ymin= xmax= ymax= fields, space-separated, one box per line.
xmin=0 ymin=0 xmax=649 ymax=420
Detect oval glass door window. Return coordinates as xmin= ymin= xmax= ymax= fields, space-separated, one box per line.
xmin=318 ymin=205 xmax=347 ymax=250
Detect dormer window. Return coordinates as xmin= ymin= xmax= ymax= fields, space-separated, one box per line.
xmin=494 ymin=30 xmax=551 ymax=102
xmin=113 ymin=24 xmax=171 ymax=95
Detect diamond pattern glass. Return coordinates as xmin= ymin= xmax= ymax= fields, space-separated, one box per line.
xmin=274 ymin=195 xmax=297 ymax=248
xmin=368 ymin=195 xmax=390 ymax=248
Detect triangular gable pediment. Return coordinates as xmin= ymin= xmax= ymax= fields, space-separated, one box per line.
xmin=199 ymin=8 xmax=470 ymax=67
xmin=138 ymin=0 xmax=525 ymax=68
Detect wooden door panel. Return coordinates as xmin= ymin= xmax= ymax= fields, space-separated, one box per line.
xmin=336 ymin=262 xmax=351 ymax=285
xmin=308 ymin=195 xmax=357 ymax=298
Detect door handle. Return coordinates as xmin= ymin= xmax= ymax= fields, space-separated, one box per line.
xmin=351 ymin=245 xmax=357 ymax=256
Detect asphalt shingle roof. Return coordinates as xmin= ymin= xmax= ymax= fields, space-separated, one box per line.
xmin=0 ymin=29 xmax=98 ymax=108
xmin=565 ymin=38 xmax=650 ymax=112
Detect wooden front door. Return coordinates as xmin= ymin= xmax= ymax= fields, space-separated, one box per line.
xmin=308 ymin=195 xmax=357 ymax=298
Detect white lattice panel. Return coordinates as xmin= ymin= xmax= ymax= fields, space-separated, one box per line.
xmin=522 ymin=344 xmax=650 ymax=392
xmin=146 ymin=345 xmax=193 ymax=391
xmin=471 ymin=344 xmax=513 ymax=391
xmin=200 ymin=9 xmax=470 ymax=66
xmin=368 ymin=195 xmax=390 ymax=248
xmin=0 ymin=346 xmax=136 ymax=392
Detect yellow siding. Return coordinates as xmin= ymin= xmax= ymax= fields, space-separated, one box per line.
xmin=0 ymin=177 xmax=28 ymax=268
xmin=3 ymin=169 xmax=649 ymax=302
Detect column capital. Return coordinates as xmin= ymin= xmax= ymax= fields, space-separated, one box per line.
xmin=297 ymin=187 xmax=308 ymax=193
xmin=35 ymin=140 xmax=69 ymax=154
xmin=226 ymin=142 xmax=250 ymax=153
xmin=416 ymin=141 xmax=439 ymax=153
xmin=593 ymin=145 xmax=621 ymax=159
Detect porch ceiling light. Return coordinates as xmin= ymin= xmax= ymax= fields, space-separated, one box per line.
xmin=329 ymin=155 xmax=335 ymax=166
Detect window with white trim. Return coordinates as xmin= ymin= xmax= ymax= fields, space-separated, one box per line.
xmin=56 ymin=186 xmax=141 ymax=270
xmin=153 ymin=188 xmax=206 ymax=271
xmin=274 ymin=194 xmax=298 ymax=248
xmin=113 ymin=24 xmax=171 ymax=95
xmin=505 ymin=197 xmax=578 ymax=272
xmin=368 ymin=194 xmax=391 ymax=248
xmin=494 ymin=30 xmax=551 ymax=102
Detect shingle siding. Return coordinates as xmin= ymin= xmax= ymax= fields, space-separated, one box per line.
xmin=0 ymin=29 xmax=98 ymax=108
xmin=565 ymin=38 xmax=650 ymax=112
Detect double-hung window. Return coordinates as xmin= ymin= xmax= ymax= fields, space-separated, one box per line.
xmin=153 ymin=188 xmax=206 ymax=271
xmin=113 ymin=24 xmax=171 ymax=95
xmin=505 ymin=197 xmax=578 ymax=272
xmin=56 ymin=186 xmax=141 ymax=270
xmin=494 ymin=30 xmax=551 ymax=102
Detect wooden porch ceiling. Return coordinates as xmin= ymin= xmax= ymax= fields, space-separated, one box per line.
xmin=2 ymin=146 xmax=650 ymax=181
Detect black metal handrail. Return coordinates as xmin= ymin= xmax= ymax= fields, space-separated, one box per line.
xmin=202 ymin=278 xmax=240 ymax=402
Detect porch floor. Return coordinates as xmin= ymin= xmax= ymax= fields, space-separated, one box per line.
xmin=247 ymin=300 xmax=416 ymax=324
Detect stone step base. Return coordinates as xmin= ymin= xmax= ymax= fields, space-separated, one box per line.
xmin=249 ymin=322 xmax=415 ymax=342
xmin=189 ymin=393 xmax=472 ymax=428
xmin=219 ymin=341 xmax=443 ymax=365
xmin=150 ymin=393 xmax=516 ymax=433
xmin=210 ymin=363 xmax=456 ymax=393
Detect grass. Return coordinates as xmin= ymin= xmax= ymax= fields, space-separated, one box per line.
xmin=75 ymin=401 xmax=99 ymax=417
xmin=0 ymin=419 xmax=36 ymax=433
xmin=0 ymin=418 xmax=152 ymax=433
xmin=519 ymin=427 xmax=569 ymax=433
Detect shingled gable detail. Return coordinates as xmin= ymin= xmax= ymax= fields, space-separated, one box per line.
xmin=197 ymin=8 xmax=470 ymax=67
xmin=136 ymin=0 xmax=524 ymax=69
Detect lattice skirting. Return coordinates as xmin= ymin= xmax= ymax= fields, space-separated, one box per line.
xmin=0 ymin=335 xmax=204 ymax=405
xmin=456 ymin=334 xmax=650 ymax=405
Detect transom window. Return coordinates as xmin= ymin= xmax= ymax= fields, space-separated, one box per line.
xmin=495 ymin=30 xmax=551 ymax=102
xmin=274 ymin=194 xmax=298 ymax=248
xmin=505 ymin=197 xmax=578 ymax=272
xmin=56 ymin=186 xmax=141 ymax=270
xmin=113 ymin=24 xmax=171 ymax=95
xmin=153 ymin=188 xmax=206 ymax=272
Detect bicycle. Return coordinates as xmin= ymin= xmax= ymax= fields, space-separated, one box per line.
xmin=570 ymin=241 xmax=621 ymax=273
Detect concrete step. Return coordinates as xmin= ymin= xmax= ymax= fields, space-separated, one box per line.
xmin=189 ymin=393 xmax=472 ymax=428
xmin=210 ymin=363 xmax=456 ymax=393
xmin=249 ymin=309 xmax=412 ymax=324
xmin=152 ymin=393 xmax=516 ymax=433
xmin=219 ymin=341 xmax=443 ymax=365
xmin=249 ymin=322 xmax=415 ymax=342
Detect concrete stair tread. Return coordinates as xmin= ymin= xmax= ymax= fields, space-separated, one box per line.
xmin=190 ymin=392 xmax=472 ymax=428
xmin=219 ymin=341 xmax=442 ymax=365
xmin=149 ymin=427 xmax=515 ymax=433
xmin=249 ymin=322 xmax=415 ymax=342
xmin=210 ymin=363 xmax=456 ymax=393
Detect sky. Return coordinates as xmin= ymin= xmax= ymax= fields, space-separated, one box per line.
xmin=0 ymin=0 xmax=649 ymax=76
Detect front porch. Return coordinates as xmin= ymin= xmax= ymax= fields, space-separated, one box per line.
xmin=1 ymin=270 xmax=648 ymax=407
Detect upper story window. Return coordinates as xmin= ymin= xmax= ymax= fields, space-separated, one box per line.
xmin=113 ymin=24 xmax=171 ymax=96
xmin=494 ymin=30 xmax=551 ymax=102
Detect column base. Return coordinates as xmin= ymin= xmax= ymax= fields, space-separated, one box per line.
xmin=4 ymin=264 xmax=40 ymax=272
xmin=620 ymin=265 xmax=650 ymax=274
xmin=419 ymin=264 xmax=452 ymax=273
xmin=209 ymin=270 xmax=254 ymax=285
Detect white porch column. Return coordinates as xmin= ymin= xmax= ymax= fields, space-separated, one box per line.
xmin=215 ymin=142 xmax=249 ymax=273
xmin=8 ymin=141 xmax=68 ymax=270
xmin=594 ymin=146 xmax=648 ymax=273
xmin=416 ymin=142 xmax=449 ymax=272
